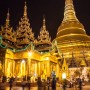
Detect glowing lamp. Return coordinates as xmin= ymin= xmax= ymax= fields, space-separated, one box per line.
xmin=62 ymin=72 xmax=66 ymax=79
xmin=28 ymin=51 xmax=32 ymax=56
xmin=22 ymin=60 xmax=25 ymax=63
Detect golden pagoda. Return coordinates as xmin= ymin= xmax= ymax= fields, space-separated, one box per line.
xmin=54 ymin=0 xmax=90 ymax=67
xmin=35 ymin=16 xmax=52 ymax=52
xmin=15 ymin=2 xmax=35 ymax=49
xmin=1 ymin=9 xmax=16 ymax=49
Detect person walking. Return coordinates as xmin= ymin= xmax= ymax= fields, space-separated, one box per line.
xmin=9 ymin=77 xmax=14 ymax=90
xmin=43 ymin=79 xmax=46 ymax=90
xmin=22 ymin=79 xmax=26 ymax=90
xmin=0 ymin=80 xmax=6 ymax=90
xmin=51 ymin=77 xmax=56 ymax=90
xmin=27 ymin=81 xmax=30 ymax=90
xmin=47 ymin=78 xmax=50 ymax=90
xmin=37 ymin=77 xmax=42 ymax=90
xmin=78 ymin=78 xmax=82 ymax=90
xmin=62 ymin=79 xmax=67 ymax=90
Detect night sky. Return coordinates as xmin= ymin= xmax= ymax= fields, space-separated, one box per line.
xmin=0 ymin=0 xmax=90 ymax=40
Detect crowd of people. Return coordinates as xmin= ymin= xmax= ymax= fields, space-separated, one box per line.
xmin=37 ymin=76 xmax=84 ymax=90
xmin=0 ymin=75 xmax=85 ymax=90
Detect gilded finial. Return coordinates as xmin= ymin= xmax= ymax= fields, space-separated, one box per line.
xmin=43 ymin=15 xmax=45 ymax=26
xmin=24 ymin=1 xmax=27 ymax=17
xmin=6 ymin=8 xmax=10 ymax=26
xmin=43 ymin=15 xmax=46 ymax=29
xmin=62 ymin=0 xmax=78 ymax=23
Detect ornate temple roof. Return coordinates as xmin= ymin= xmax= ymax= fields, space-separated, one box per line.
xmin=35 ymin=16 xmax=52 ymax=52
xmin=37 ymin=16 xmax=51 ymax=44
xmin=68 ymin=52 xmax=77 ymax=68
xmin=15 ymin=2 xmax=35 ymax=49
xmin=0 ymin=9 xmax=16 ymax=49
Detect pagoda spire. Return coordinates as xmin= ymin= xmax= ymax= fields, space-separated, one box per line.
xmin=42 ymin=15 xmax=46 ymax=30
xmin=37 ymin=16 xmax=51 ymax=44
xmin=56 ymin=0 xmax=86 ymax=38
xmin=36 ymin=16 xmax=51 ymax=52
xmin=62 ymin=0 xmax=78 ymax=23
xmin=6 ymin=9 xmax=10 ymax=26
xmin=1 ymin=9 xmax=16 ymax=49
xmin=24 ymin=1 xmax=27 ymax=17
xmin=16 ymin=2 xmax=34 ymax=49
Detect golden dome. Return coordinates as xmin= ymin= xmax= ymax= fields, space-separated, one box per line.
xmin=57 ymin=21 xmax=86 ymax=37
xmin=56 ymin=34 xmax=90 ymax=43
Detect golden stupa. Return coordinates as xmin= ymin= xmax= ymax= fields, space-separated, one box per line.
xmin=54 ymin=0 xmax=90 ymax=67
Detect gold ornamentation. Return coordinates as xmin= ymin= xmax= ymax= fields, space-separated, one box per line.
xmin=1 ymin=9 xmax=16 ymax=48
xmin=16 ymin=2 xmax=35 ymax=49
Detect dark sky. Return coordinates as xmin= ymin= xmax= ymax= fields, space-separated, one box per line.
xmin=0 ymin=0 xmax=90 ymax=40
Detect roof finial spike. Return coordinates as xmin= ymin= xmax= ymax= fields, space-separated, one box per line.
xmin=6 ymin=8 xmax=10 ymax=26
xmin=43 ymin=15 xmax=45 ymax=26
xmin=24 ymin=1 xmax=27 ymax=17
xmin=43 ymin=15 xmax=46 ymax=29
xmin=62 ymin=0 xmax=78 ymax=23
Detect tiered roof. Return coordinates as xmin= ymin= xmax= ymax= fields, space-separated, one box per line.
xmin=16 ymin=2 xmax=35 ymax=49
xmin=35 ymin=16 xmax=51 ymax=52
xmin=1 ymin=9 xmax=16 ymax=49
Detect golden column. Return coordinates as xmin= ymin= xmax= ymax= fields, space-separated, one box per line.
xmin=37 ymin=62 xmax=41 ymax=76
xmin=5 ymin=58 xmax=7 ymax=76
xmin=45 ymin=57 xmax=50 ymax=77
xmin=28 ymin=51 xmax=32 ymax=76
xmin=21 ymin=60 xmax=26 ymax=76
xmin=12 ymin=60 xmax=15 ymax=77
xmin=34 ymin=62 xmax=37 ymax=77
xmin=56 ymin=62 xmax=59 ymax=78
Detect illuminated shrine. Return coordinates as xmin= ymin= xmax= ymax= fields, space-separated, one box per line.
xmin=0 ymin=0 xmax=90 ymax=81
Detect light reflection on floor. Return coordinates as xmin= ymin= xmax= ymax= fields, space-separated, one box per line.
xmin=5 ymin=87 xmax=37 ymax=90
xmin=4 ymin=85 xmax=90 ymax=90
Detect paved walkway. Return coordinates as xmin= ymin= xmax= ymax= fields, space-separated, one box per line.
xmin=5 ymin=85 xmax=90 ymax=90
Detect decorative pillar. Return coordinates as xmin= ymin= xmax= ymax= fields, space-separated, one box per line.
xmin=37 ymin=62 xmax=40 ymax=76
xmin=46 ymin=60 xmax=50 ymax=77
xmin=56 ymin=63 xmax=59 ymax=78
xmin=28 ymin=58 xmax=31 ymax=76
xmin=28 ymin=51 xmax=32 ymax=76
xmin=5 ymin=58 xmax=7 ymax=76
xmin=12 ymin=60 xmax=15 ymax=76
xmin=35 ymin=62 xmax=37 ymax=76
